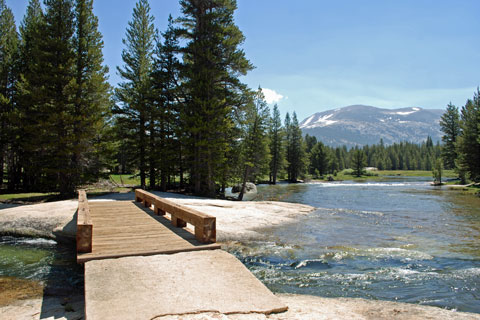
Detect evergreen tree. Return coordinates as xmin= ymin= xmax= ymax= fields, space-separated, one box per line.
xmin=351 ymin=149 xmax=366 ymax=177
xmin=115 ymin=0 xmax=155 ymax=189
xmin=286 ymin=112 xmax=307 ymax=182
xmin=304 ymin=134 xmax=317 ymax=154
xmin=426 ymin=136 xmax=433 ymax=148
xmin=268 ymin=104 xmax=284 ymax=184
xmin=440 ymin=103 xmax=460 ymax=169
xmin=238 ymin=88 xmax=270 ymax=200
xmin=432 ymin=158 xmax=443 ymax=184
xmin=15 ymin=0 xmax=44 ymax=191
xmin=177 ymin=0 xmax=253 ymax=196
xmin=72 ymin=0 xmax=112 ymax=186
xmin=18 ymin=0 xmax=77 ymax=195
xmin=309 ymin=141 xmax=329 ymax=177
xmin=456 ymin=90 xmax=480 ymax=182
xmin=284 ymin=112 xmax=292 ymax=180
xmin=0 ymin=0 xmax=18 ymax=189
xmin=151 ymin=15 xmax=181 ymax=191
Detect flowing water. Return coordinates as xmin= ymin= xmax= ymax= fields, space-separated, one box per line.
xmin=227 ymin=179 xmax=480 ymax=313
xmin=0 ymin=236 xmax=83 ymax=301
xmin=1 ymin=179 xmax=479 ymax=313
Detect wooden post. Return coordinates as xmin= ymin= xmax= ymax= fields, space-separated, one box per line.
xmin=154 ymin=207 xmax=166 ymax=215
xmin=77 ymin=190 xmax=93 ymax=253
xmin=77 ymin=223 xmax=93 ymax=253
xmin=172 ymin=215 xmax=187 ymax=228
xmin=194 ymin=217 xmax=216 ymax=243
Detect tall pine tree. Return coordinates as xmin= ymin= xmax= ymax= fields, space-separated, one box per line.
xmin=268 ymin=104 xmax=284 ymax=184
xmin=238 ymin=87 xmax=270 ymax=200
xmin=439 ymin=102 xmax=460 ymax=170
xmin=15 ymin=0 xmax=44 ymax=191
xmin=286 ymin=112 xmax=307 ymax=182
xmin=115 ymin=0 xmax=155 ymax=190
xmin=72 ymin=0 xmax=112 ymax=186
xmin=0 ymin=0 xmax=18 ymax=189
xmin=151 ymin=15 xmax=181 ymax=191
xmin=456 ymin=90 xmax=480 ymax=182
xmin=27 ymin=0 xmax=76 ymax=195
xmin=177 ymin=0 xmax=253 ymax=196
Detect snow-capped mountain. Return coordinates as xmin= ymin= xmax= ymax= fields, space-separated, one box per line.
xmin=300 ymin=105 xmax=443 ymax=147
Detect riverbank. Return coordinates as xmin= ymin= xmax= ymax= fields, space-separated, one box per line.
xmin=1 ymin=191 xmax=480 ymax=319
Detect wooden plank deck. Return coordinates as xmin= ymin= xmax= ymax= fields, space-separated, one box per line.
xmin=77 ymin=201 xmax=221 ymax=263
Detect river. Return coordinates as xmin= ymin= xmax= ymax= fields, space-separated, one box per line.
xmin=1 ymin=178 xmax=479 ymax=313
xmin=227 ymin=178 xmax=480 ymax=313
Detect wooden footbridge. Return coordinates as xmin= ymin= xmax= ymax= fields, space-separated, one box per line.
xmin=75 ymin=189 xmax=288 ymax=319
xmin=76 ymin=189 xmax=221 ymax=263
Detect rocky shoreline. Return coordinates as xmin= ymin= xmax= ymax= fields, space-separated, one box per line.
xmin=1 ymin=192 xmax=480 ymax=319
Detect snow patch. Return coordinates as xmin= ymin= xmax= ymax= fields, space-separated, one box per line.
xmin=396 ymin=111 xmax=415 ymax=116
xmin=303 ymin=113 xmax=337 ymax=128
xmin=394 ymin=108 xmax=420 ymax=116
xmin=302 ymin=115 xmax=316 ymax=127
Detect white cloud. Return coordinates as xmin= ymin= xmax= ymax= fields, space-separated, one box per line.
xmin=261 ymin=88 xmax=284 ymax=104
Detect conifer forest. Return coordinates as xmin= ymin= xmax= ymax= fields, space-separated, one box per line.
xmin=1 ymin=0 xmax=479 ymax=197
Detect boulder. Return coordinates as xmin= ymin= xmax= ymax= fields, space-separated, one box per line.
xmin=232 ymin=182 xmax=257 ymax=194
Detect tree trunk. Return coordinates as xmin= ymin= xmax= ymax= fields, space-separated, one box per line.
xmin=140 ymin=116 xmax=146 ymax=189
xmin=272 ymin=161 xmax=277 ymax=184
xmin=0 ymin=149 xmax=4 ymax=189
xmin=149 ymin=120 xmax=156 ymax=190
xmin=194 ymin=134 xmax=201 ymax=194
xmin=238 ymin=166 xmax=249 ymax=201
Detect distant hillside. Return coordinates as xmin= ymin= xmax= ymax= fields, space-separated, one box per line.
xmin=300 ymin=105 xmax=444 ymax=147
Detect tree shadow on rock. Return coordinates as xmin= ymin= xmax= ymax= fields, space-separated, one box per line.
xmin=40 ymin=240 xmax=85 ymax=319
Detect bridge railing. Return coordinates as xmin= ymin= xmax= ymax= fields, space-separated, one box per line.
xmin=135 ymin=189 xmax=216 ymax=244
xmin=77 ymin=190 xmax=93 ymax=253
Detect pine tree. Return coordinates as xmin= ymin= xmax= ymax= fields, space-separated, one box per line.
xmin=0 ymin=0 xmax=19 ymax=189
xmin=115 ymin=0 xmax=155 ymax=190
xmin=286 ymin=112 xmax=307 ymax=182
xmin=15 ymin=0 xmax=44 ymax=191
xmin=284 ymin=112 xmax=291 ymax=180
xmin=456 ymin=90 xmax=480 ymax=182
xmin=310 ymin=141 xmax=329 ymax=177
xmin=72 ymin=0 xmax=112 ymax=187
xmin=268 ymin=104 xmax=284 ymax=184
xmin=440 ymin=103 xmax=460 ymax=170
xmin=151 ymin=15 xmax=181 ymax=191
xmin=177 ymin=0 xmax=253 ymax=196
xmin=20 ymin=0 xmax=77 ymax=195
xmin=351 ymin=149 xmax=367 ymax=177
xmin=432 ymin=158 xmax=443 ymax=184
xmin=238 ymin=87 xmax=270 ymax=200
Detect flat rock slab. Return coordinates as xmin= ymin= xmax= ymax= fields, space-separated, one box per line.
xmin=85 ymin=250 xmax=287 ymax=320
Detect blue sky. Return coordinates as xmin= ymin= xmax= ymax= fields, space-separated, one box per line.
xmin=6 ymin=0 xmax=480 ymax=121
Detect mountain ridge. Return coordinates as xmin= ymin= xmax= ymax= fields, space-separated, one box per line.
xmin=300 ymin=104 xmax=443 ymax=147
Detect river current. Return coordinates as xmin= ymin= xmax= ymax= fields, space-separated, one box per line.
xmin=1 ymin=178 xmax=479 ymax=313
xmin=228 ymin=178 xmax=480 ymax=313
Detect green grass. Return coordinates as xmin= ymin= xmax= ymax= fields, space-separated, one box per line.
xmin=109 ymin=174 xmax=143 ymax=186
xmin=320 ymin=169 xmax=458 ymax=182
xmin=447 ymin=184 xmax=480 ymax=196
xmin=377 ymin=170 xmax=457 ymax=178
xmin=0 ymin=192 xmax=59 ymax=202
